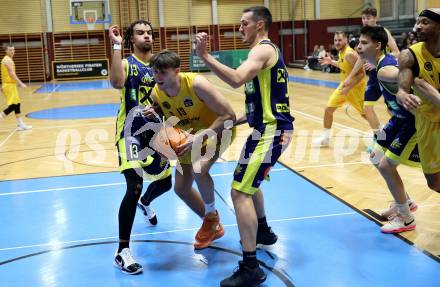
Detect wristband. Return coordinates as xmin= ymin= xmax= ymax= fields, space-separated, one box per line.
xmin=113 ymin=43 xmax=122 ymax=50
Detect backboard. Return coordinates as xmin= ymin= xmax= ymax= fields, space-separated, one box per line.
xmin=69 ymin=0 xmax=111 ymax=24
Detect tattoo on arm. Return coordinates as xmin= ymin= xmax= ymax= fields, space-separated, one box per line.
xmin=398 ymin=50 xmax=415 ymax=93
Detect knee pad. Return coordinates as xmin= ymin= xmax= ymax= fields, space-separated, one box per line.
xmin=123 ymin=169 xmax=143 ymax=196
xmin=159 ymin=175 xmax=172 ymax=192
xmin=15 ymin=103 xmax=21 ymax=114
xmin=3 ymin=104 xmax=16 ymax=115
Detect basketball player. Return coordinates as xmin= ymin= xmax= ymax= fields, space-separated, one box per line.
xmin=109 ymin=20 xmax=172 ymax=274
xmin=342 ymin=7 xmax=400 ymax=140
xmin=143 ymin=50 xmax=235 ymax=250
xmin=313 ymin=32 xmax=367 ymax=146
xmin=397 ymin=9 xmax=440 ymax=193
xmin=0 ymin=46 xmax=32 ymax=130
xmin=358 ymin=25 xmax=419 ymax=233
xmin=196 ymin=6 xmax=293 ymax=286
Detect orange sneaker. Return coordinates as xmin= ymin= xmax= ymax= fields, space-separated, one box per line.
xmin=194 ymin=211 xmax=225 ymax=249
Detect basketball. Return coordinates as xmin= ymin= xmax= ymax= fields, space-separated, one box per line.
xmin=152 ymin=126 xmax=188 ymax=159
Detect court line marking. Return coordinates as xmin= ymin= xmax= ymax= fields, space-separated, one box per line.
xmin=0 ymin=168 xmax=284 ymax=196
xmin=0 ymin=211 xmax=357 ymax=252
xmin=0 ymin=129 xmax=17 ymax=149
xmin=49 ymin=84 xmax=60 ymax=94
xmin=0 ymin=163 xmax=371 ymax=196
xmin=0 ymin=120 xmax=113 ymax=133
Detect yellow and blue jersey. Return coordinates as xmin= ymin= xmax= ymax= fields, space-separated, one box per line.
xmin=376 ymin=53 xmax=413 ymax=119
xmin=115 ymin=54 xmax=156 ymax=143
xmin=374 ymin=53 xmax=419 ymax=167
xmin=244 ymin=39 xmax=293 ymax=129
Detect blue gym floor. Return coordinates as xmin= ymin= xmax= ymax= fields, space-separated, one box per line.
xmin=0 ymin=161 xmax=439 ymax=287
xmin=1 ymin=79 xmax=438 ymax=286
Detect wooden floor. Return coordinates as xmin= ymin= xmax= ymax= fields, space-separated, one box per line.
xmin=1 ymin=68 xmax=439 ymax=258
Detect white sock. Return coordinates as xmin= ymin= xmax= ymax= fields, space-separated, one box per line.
xmin=204 ymin=201 xmax=216 ymax=215
xmin=396 ymin=203 xmax=412 ymax=219
xmin=323 ymin=128 xmax=331 ymax=138
xmin=16 ymin=117 xmax=24 ymax=126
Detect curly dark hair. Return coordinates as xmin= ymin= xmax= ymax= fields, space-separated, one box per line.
xmin=123 ymin=20 xmax=154 ymax=50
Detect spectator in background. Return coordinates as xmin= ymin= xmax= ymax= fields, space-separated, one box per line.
xmin=318 ymin=45 xmax=327 ymax=58
xmin=328 ymin=43 xmax=338 ymax=60
xmin=398 ymin=32 xmax=409 ymax=50
xmin=304 ymin=44 xmax=320 ymax=71
xmin=407 ymin=32 xmax=417 ymax=46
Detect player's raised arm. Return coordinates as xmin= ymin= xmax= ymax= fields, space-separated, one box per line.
xmin=385 ymin=28 xmax=400 ymax=56
xmin=109 ymin=25 xmax=126 ymax=89
xmin=195 ymin=32 xmax=269 ymax=88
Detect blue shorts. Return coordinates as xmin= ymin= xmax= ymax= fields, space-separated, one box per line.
xmin=364 ymin=70 xmax=382 ymax=105
xmin=374 ymin=116 xmax=420 ymax=167
xmin=232 ymin=122 xmax=293 ymax=195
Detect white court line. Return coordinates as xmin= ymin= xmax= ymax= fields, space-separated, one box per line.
xmin=0 ymin=182 xmax=128 ymax=196
xmin=0 ymin=120 xmax=113 ymax=133
xmin=0 ymin=128 xmax=17 ymax=149
xmin=48 ymin=84 xmax=60 ymax=94
xmin=292 ymin=161 xmax=369 ymax=169
xmin=0 ymin=168 xmax=285 ymax=196
xmin=0 ymin=164 xmax=372 ymax=197
xmin=0 ymin=211 xmax=357 ymax=252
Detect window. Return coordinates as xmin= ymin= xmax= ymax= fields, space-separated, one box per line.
xmin=380 ymin=0 xmax=393 ymax=19
xmin=380 ymin=0 xmax=415 ymax=20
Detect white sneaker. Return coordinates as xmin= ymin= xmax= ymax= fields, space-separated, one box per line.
xmin=137 ymin=200 xmax=158 ymax=225
xmin=380 ymin=214 xmax=416 ymax=234
xmin=17 ymin=124 xmax=32 ymax=131
xmin=114 ymin=248 xmax=143 ymax=275
xmin=312 ymin=135 xmax=329 ymax=147
xmin=380 ymin=200 xmax=418 ymax=220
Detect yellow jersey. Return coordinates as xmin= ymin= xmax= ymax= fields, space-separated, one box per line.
xmin=153 ymin=72 xmax=217 ymax=132
xmin=409 ymin=42 xmax=440 ymax=122
xmin=338 ymin=46 xmax=366 ymax=85
xmin=1 ymin=56 xmax=16 ymax=84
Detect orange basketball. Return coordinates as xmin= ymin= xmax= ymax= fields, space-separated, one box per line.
xmin=153 ymin=126 xmax=188 ymax=159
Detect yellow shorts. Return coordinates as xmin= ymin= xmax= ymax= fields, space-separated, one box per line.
xmin=327 ymin=82 xmax=365 ymax=114
xmin=415 ymin=112 xmax=440 ymax=174
xmin=2 ymin=83 xmax=20 ymax=106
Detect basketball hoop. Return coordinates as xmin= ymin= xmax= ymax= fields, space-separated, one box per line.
xmin=85 ymin=16 xmax=96 ymax=30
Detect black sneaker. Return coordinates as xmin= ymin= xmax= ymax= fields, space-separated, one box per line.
xmin=256 ymin=226 xmax=278 ymax=245
xmin=114 ymin=248 xmax=143 ymax=275
xmin=137 ymin=200 xmax=158 ymax=225
xmin=220 ymin=261 xmax=266 ymax=287
xmin=240 ymin=227 xmax=278 ymax=246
